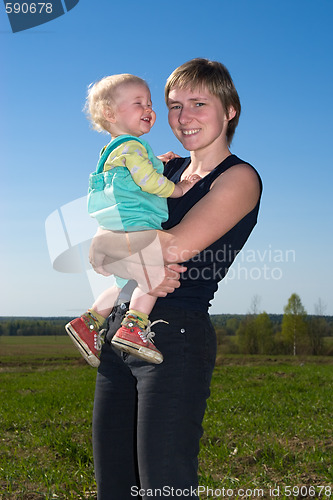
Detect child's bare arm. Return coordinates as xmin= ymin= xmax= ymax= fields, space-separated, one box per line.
xmin=170 ymin=175 xmax=201 ymax=198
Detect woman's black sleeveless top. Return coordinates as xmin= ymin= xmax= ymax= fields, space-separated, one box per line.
xmin=156 ymin=154 xmax=262 ymax=313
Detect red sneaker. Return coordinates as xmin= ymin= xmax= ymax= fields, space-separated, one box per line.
xmin=65 ymin=314 xmax=103 ymax=367
xmin=111 ymin=315 xmax=166 ymax=364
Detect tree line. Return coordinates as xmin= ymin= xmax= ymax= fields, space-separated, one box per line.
xmin=211 ymin=294 xmax=333 ymax=356
xmin=0 ymin=317 xmax=70 ymax=337
xmin=1 ymin=294 xmax=332 ymax=356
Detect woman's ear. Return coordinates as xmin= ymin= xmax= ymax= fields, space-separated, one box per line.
xmin=227 ymin=106 xmax=236 ymax=121
xmin=103 ymin=105 xmax=116 ymax=123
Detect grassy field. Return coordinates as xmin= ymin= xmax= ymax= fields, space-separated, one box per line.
xmin=0 ymin=336 xmax=332 ymax=499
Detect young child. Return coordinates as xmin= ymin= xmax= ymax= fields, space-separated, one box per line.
xmin=66 ymin=74 xmax=197 ymax=367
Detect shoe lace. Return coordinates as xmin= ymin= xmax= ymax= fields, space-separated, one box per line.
xmin=96 ymin=328 xmax=107 ymax=351
xmin=95 ymin=329 xmax=106 ymax=351
xmin=138 ymin=319 xmax=168 ymax=343
xmin=83 ymin=313 xmax=105 ymax=351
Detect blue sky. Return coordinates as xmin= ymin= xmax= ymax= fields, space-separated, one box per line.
xmin=1 ymin=0 xmax=332 ymax=317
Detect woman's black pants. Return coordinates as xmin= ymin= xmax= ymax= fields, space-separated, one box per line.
xmin=92 ymin=303 xmax=217 ymax=499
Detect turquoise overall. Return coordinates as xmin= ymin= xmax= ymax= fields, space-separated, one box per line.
xmin=87 ymin=134 xmax=169 ymax=231
xmin=87 ymin=135 xmax=169 ymax=288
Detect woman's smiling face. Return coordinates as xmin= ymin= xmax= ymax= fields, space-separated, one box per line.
xmin=167 ymin=86 xmax=233 ymax=153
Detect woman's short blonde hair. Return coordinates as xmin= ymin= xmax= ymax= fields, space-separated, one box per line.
xmin=165 ymin=58 xmax=241 ymax=145
xmin=85 ymin=74 xmax=149 ymax=133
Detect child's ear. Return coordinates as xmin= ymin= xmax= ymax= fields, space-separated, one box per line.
xmin=103 ymin=105 xmax=116 ymax=123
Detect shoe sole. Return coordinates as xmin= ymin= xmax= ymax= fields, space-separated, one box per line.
xmin=111 ymin=338 xmax=163 ymax=364
xmin=65 ymin=323 xmax=100 ymax=368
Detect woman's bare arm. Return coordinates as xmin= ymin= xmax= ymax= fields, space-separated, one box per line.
xmin=158 ymin=164 xmax=261 ymax=264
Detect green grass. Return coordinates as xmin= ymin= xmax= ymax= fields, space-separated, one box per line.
xmin=0 ymin=337 xmax=332 ymax=499
xmin=0 ymin=335 xmax=81 ymax=367
xmin=199 ymin=360 xmax=333 ymax=498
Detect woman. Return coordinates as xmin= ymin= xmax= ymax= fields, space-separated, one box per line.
xmin=90 ymin=58 xmax=262 ymax=499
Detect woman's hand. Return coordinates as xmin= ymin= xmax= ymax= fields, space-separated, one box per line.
xmin=146 ymin=263 xmax=186 ymax=297
xmin=157 ymin=151 xmax=181 ymax=163
xmin=89 ymin=229 xmax=186 ymax=298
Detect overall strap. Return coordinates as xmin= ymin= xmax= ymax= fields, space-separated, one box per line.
xmin=96 ymin=135 xmax=142 ymax=173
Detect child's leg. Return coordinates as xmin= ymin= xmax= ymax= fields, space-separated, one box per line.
xmin=126 ymin=287 xmax=157 ymax=328
xmin=91 ymin=285 xmax=122 ymax=321
xmin=111 ymin=288 xmax=164 ymax=364
xmin=65 ymin=285 xmax=121 ymax=368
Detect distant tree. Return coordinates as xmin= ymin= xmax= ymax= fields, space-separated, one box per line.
xmin=281 ymin=293 xmax=308 ymax=355
xmin=248 ymin=294 xmax=261 ymax=315
xmin=236 ymin=295 xmax=268 ymax=354
xmin=8 ymin=321 xmax=18 ymax=336
xmin=236 ymin=316 xmax=258 ymax=354
xmin=314 ymin=298 xmax=326 ymax=316
xmin=215 ymin=326 xmax=228 ymax=346
xmin=308 ymin=298 xmax=328 ymax=355
xmin=225 ymin=318 xmax=240 ymax=335
xmin=255 ymin=312 xmax=274 ymax=354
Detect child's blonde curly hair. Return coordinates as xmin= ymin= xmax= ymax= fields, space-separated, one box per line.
xmin=85 ymin=74 xmax=149 ymax=133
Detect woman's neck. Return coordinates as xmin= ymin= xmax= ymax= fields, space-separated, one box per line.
xmin=185 ymin=144 xmax=231 ymax=178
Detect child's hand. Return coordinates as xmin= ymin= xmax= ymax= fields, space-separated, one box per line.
xmin=182 ymin=174 xmax=202 ymax=183
xmin=157 ymin=151 xmax=181 ymax=163
xmin=170 ymin=175 xmax=201 ymax=197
